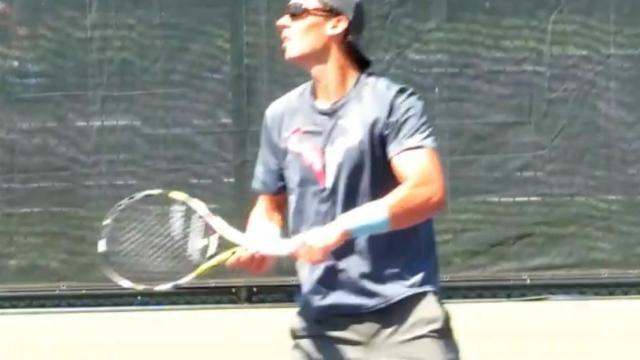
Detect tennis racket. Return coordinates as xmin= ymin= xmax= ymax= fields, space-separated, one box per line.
xmin=97 ymin=189 xmax=299 ymax=291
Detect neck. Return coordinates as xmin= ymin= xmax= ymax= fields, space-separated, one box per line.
xmin=309 ymin=47 xmax=361 ymax=108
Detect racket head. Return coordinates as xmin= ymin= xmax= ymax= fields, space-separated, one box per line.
xmin=97 ymin=189 xmax=232 ymax=290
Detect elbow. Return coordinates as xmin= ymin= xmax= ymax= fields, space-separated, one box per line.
xmin=400 ymin=186 xmax=446 ymax=227
xmin=390 ymin=182 xmax=447 ymax=229
xmin=435 ymin=182 xmax=447 ymax=210
xmin=432 ymin=191 xmax=447 ymax=214
xmin=425 ymin=187 xmax=446 ymax=216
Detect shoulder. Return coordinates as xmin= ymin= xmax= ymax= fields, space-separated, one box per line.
xmin=264 ymin=81 xmax=311 ymax=122
xmin=359 ymin=73 xmax=428 ymax=118
xmin=359 ymin=73 xmax=425 ymax=109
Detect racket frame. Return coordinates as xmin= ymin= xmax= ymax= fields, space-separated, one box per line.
xmin=98 ymin=189 xmax=296 ymax=291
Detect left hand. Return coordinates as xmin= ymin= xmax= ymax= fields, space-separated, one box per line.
xmin=292 ymin=223 xmax=350 ymax=264
xmin=225 ymin=247 xmax=276 ymax=274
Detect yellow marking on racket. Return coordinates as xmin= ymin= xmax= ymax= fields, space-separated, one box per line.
xmin=168 ymin=191 xmax=189 ymax=201
xmin=192 ymin=247 xmax=241 ymax=277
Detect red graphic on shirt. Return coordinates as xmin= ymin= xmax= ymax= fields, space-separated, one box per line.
xmin=285 ymin=127 xmax=326 ymax=187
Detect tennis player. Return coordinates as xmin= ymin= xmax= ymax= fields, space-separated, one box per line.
xmin=227 ymin=0 xmax=460 ymax=358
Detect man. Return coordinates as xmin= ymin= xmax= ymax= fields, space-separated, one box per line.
xmin=227 ymin=0 xmax=460 ymax=359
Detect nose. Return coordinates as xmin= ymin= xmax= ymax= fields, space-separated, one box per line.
xmin=275 ymin=14 xmax=290 ymax=32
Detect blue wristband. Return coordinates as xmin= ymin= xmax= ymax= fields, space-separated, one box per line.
xmin=337 ymin=204 xmax=391 ymax=238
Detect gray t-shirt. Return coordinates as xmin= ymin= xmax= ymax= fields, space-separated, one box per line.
xmin=252 ymin=72 xmax=440 ymax=319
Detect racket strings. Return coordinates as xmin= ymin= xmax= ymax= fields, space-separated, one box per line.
xmin=117 ymin=207 xmax=173 ymax=266
xmin=115 ymin=208 xmax=197 ymax=277
xmin=103 ymin=196 xmax=217 ymax=284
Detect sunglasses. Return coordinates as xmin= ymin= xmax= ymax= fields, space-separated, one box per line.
xmin=284 ymin=3 xmax=340 ymax=20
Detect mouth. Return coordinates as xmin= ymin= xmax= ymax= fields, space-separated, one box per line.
xmin=280 ymin=29 xmax=290 ymax=43
xmin=280 ymin=36 xmax=289 ymax=49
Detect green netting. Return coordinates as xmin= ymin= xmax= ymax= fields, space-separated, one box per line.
xmin=1 ymin=0 xmax=639 ymax=288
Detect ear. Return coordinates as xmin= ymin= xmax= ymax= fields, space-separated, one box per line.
xmin=325 ymin=14 xmax=350 ymax=38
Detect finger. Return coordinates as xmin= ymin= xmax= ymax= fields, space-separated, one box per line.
xmin=294 ymin=246 xmax=320 ymax=265
xmin=245 ymin=254 xmax=266 ymax=273
xmin=248 ymin=255 xmax=272 ymax=274
xmin=225 ymin=253 xmax=240 ymax=268
xmin=225 ymin=249 xmax=253 ymax=268
xmin=308 ymin=247 xmax=328 ymax=264
xmin=228 ymin=251 xmax=272 ymax=273
xmin=291 ymin=246 xmax=302 ymax=261
xmin=292 ymin=245 xmax=306 ymax=262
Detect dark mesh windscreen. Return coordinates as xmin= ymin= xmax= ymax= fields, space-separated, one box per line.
xmin=1 ymin=0 xmax=639 ymax=287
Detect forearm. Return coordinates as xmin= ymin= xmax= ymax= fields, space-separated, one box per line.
xmin=382 ymin=178 xmax=446 ymax=229
xmin=333 ymin=182 xmax=444 ymax=238
xmin=226 ymin=194 xmax=286 ymax=272
xmin=332 ymin=148 xmax=446 ymax=237
xmin=246 ymin=194 xmax=287 ymax=238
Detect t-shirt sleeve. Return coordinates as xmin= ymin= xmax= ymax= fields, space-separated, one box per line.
xmin=251 ymin=111 xmax=286 ymax=194
xmin=384 ymin=87 xmax=437 ymax=159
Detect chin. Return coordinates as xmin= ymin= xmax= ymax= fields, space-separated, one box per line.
xmin=283 ymin=52 xmax=304 ymax=65
xmin=281 ymin=50 xmax=317 ymax=70
xmin=283 ymin=48 xmax=299 ymax=59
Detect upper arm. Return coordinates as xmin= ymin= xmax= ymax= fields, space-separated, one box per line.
xmin=384 ymin=87 xmax=446 ymax=207
xmin=384 ymin=86 xmax=442 ymax=188
xmin=383 ymin=148 xmax=446 ymax=228
xmin=384 ymin=87 xmax=437 ymax=159
xmin=390 ymin=147 xmax=446 ymax=198
xmin=251 ymin=110 xmax=286 ymax=194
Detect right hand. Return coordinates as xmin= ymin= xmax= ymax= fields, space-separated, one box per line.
xmin=225 ymin=248 xmax=275 ymax=274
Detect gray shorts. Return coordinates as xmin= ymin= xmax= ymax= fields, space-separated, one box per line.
xmin=290 ymin=292 xmax=460 ymax=360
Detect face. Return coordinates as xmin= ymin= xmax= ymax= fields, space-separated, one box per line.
xmin=276 ymin=0 xmax=348 ymax=67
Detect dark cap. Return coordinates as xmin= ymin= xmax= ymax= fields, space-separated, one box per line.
xmin=321 ymin=0 xmax=371 ymax=70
